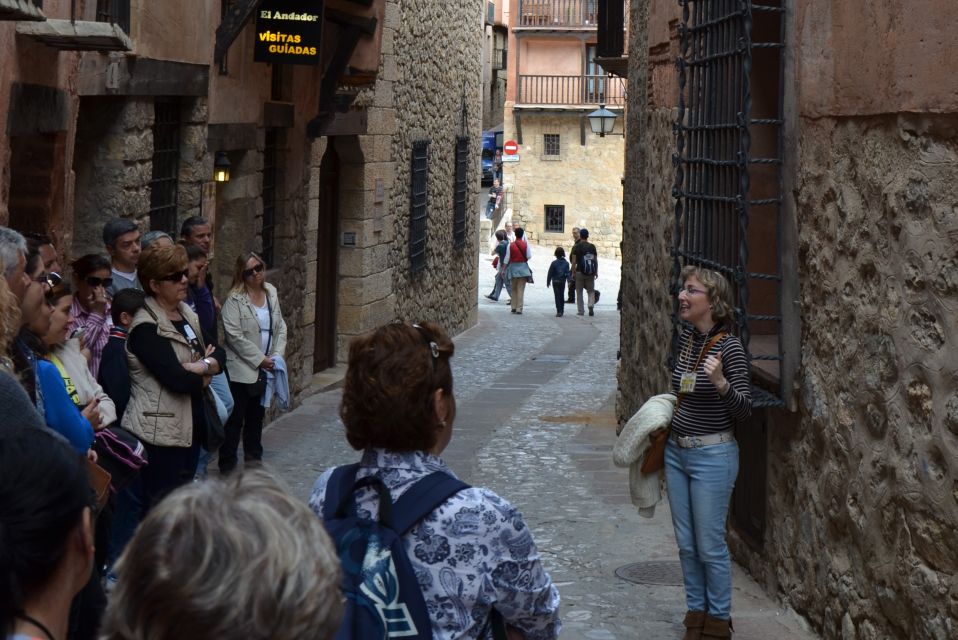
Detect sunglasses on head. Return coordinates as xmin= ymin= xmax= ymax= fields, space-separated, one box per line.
xmin=85 ymin=275 xmax=114 ymax=289
xmin=242 ymin=263 xmax=265 ymax=278
xmin=159 ymin=270 xmax=189 ymax=283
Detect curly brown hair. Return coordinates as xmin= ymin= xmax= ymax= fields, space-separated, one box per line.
xmin=681 ymin=265 xmax=735 ymax=326
xmin=340 ymin=321 xmax=456 ymax=452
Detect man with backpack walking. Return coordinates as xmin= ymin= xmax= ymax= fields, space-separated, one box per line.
xmin=571 ymin=228 xmax=599 ymax=316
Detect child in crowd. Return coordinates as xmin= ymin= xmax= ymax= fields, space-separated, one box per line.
xmin=546 ymin=246 xmax=571 ymax=317
xmin=97 ymin=288 xmax=146 ymax=422
xmin=96 ymin=287 xmax=146 ymax=588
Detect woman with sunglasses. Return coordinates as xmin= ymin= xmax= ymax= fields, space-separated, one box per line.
xmin=69 ymin=254 xmax=113 ymax=379
xmin=219 ymin=252 xmax=286 ymax=474
xmin=123 ymin=244 xmax=225 ymax=510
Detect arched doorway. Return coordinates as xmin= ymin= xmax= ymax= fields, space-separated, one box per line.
xmin=313 ymin=143 xmax=340 ymax=372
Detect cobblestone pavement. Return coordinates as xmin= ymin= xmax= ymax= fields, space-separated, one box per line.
xmin=258 ymin=243 xmax=819 ymax=639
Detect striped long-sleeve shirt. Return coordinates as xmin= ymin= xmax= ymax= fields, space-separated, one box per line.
xmin=670 ymin=324 xmax=752 ymax=437
xmin=70 ymin=297 xmax=111 ymax=380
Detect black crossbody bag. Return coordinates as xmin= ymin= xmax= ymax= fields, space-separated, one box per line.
xmin=249 ymin=293 xmax=273 ymax=397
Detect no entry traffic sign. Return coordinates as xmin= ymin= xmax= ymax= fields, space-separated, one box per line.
xmin=503 ymin=140 xmax=519 ymax=155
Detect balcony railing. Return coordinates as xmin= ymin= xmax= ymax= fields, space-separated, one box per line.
xmin=518 ymin=0 xmax=598 ymax=28
xmin=518 ymin=74 xmax=626 ymax=105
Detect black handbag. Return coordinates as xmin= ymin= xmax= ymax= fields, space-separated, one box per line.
xmin=203 ymin=389 xmax=226 ymax=451
xmin=249 ymin=292 xmax=273 ymax=398
xmin=92 ymin=425 xmax=148 ymax=493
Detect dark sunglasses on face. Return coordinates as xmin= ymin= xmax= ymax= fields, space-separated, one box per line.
xmin=159 ymin=270 xmax=189 ymax=283
xmin=242 ymin=263 xmax=265 ymax=278
xmin=85 ymin=276 xmax=114 ymax=289
xmin=36 ymin=271 xmax=62 ymax=289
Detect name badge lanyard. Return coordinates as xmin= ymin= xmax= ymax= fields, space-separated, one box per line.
xmin=679 ymin=332 xmax=727 ymax=394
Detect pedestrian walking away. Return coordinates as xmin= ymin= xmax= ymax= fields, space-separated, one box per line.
xmin=504 ymin=227 xmax=532 ymax=314
xmin=220 ymin=251 xmax=287 ymax=474
xmin=570 ymin=228 xmax=598 ymax=316
xmin=567 ymin=227 xmax=580 ymax=303
xmin=485 ymin=229 xmax=512 ymax=302
xmin=310 ymin=321 xmax=561 ymax=639
xmin=666 ymin=265 xmax=752 ymax=640
xmin=546 ymin=246 xmax=571 ymax=317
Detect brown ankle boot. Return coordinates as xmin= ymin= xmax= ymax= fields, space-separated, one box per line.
xmin=701 ymin=615 xmax=733 ymax=639
xmin=681 ymin=611 xmax=706 ymax=640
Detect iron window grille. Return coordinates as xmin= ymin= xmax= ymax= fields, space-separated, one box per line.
xmin=453 ymin=137 xmax=469 ymax=249
xmin=261 ymin=129 xmax=279 ymax=268
xmin=543 ymin=133 xmax=560 ymax=156
xmin=149 ymin=100 xmax=181 ymax=235
xmin=544 ymin=205 xmax=565 ymax=233
xmin=96 ymin=0 xmax=130 ymax=33
xmin=669 ymin=0 xmax=787 ymax=409
xmin=409 ymin=140 xmax=430 ymax=275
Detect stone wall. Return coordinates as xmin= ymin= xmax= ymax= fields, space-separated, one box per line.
xmin=72 ymin=98 xmax=155 ymax=255
xmin=619 ymin=1 xmax=958 ymax=636
xmin=388 ymin=0 xmax=483 ymax=335
xmin=742 ymin=114 xmax=958 ymax=640
xmin=503 ymin=112 xmax=624 ymax=258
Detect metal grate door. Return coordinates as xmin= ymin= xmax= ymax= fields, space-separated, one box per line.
xmin=453 ymin=137 xmax=469 ymax=249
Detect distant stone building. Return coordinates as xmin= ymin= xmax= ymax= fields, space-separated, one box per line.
xmin=501 ymin=0 xmax=625 ymax=258
xmin=482 ymin=1 xmax=508 ymax=131
xmin=617 ymin=1 xmax=958 ymax=638
xmin=0 ymin=0 xmax=483 ymax=405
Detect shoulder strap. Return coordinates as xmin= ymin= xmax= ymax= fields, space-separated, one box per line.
xmin=391 ymin=471 xmax=470 ymax=535
xmin=323 ymin=463 xmax=361 ymax=521
xmin=675 ymin=331 xmax=728 ymax=411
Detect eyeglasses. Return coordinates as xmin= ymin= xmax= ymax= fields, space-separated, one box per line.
xmin=679 ymin=286 xmax=707 ymax=296
xmin=159 ymin=270 xmax=189 ymax=283
xmin=85 ymin=276 xmax=114 ymax=289
xmin=35 ymin=271 xmax=61 ymax=289
xmin=242 ymin=263 xmax=265 ymax=278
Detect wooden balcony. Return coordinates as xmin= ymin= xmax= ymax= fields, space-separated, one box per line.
xmin=518 ymin=0 xmax=598 ymax=28
xmin=517 ymin=74 xmax=626 ymax=106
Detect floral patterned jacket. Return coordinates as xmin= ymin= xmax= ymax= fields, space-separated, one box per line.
xmin=310 ymin=448 xmax=562 ymax=640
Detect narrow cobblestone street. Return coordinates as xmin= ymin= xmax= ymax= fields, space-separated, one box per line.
xmin=259 ymin=244 xmax=819 ymax=639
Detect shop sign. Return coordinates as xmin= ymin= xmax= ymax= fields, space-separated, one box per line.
xmin=254 ymin=0 xmax=324 ymax=66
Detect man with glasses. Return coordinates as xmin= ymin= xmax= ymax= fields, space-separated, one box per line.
xmin=103 ymin=217 xmax=142 ymax=297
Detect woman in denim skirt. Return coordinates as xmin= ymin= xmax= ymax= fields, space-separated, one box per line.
xmin=667 ymin=266 xmax=752 ymax=640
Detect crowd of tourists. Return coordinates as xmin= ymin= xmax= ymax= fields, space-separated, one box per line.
xmin=486 ymin=224 xmax=601 ymax=318
xmin=1 ymin=213 xmax=748 ymax=640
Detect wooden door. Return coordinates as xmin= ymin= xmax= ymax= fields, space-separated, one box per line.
xmin=313 ymin=144 xmax=340 ymax=372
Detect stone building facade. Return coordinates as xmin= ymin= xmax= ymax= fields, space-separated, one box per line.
xmin=0 ymin=0 xmax=483 ymax=406
xmin=618 ymin=1 xmax=958 ymax=639
xmin=501 ymin=0 xmax=625 ymax=258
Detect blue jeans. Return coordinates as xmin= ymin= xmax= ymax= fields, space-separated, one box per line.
xmin=490 ymin=269 xmax=511 ymax=300
xmin=665 ymin=439 xmax=739 ymax=619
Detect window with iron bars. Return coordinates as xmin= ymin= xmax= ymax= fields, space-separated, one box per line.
xmin=96 ymin=0 xmax=131 ymax=33
xmin=544 ymin=205 xmax=565 ymax=233
xmin=453 ymin=137 xmax=469 ymax=249
xmin=670 ymin=0 xmax=787 ymax=409
xmin=409 ymin=140 xmax=430 ymax=275
xmin=149 ymin=100 xmax=181 ymax=235
xmin=543 ymin=133 xmax=560 ymax=156
xmin=261 ymin=129 xmax=280 ymax=268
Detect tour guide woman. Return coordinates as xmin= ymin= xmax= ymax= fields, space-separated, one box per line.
xmin=123 ymin=244 xmax=224 ymax=510
xmin=668 ymin=266 xmax=751 ymax=640
xmin=219 ymin=251 xmax=286 ymax=474
xmin=309 ymin=321 xmax=561 ymax=639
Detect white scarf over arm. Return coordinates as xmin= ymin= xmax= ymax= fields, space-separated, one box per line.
xmin=612 ymin=393 xmax=677 ymax=518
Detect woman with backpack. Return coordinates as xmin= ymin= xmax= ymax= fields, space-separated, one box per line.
xmin=309 ymin=321 xmax=561 ymax=640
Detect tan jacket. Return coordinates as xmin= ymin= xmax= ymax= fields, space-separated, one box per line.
xmin=222 ymin=282 xmax=287 ymax=385
xmin=122 ymin=297 xmax=205 ymax=448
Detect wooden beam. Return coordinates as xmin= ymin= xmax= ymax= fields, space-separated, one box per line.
xmin=214 ymin=0 xmax=261 ymax=64
xmin=16 ymin=19 xmax=132 ymax=51
xmin=307 ymin=24 xmax=365 ymax=138
xmin=0 ymin=0 xmax=45 ymax=21
xmin=324 ymin=7 xmax=377 ymax=34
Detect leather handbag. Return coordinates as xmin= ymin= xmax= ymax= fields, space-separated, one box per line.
xmin=87 ymin=459 xmax=112 ymax=512
xmin=640 ymin=331 xmax=727 ymax=475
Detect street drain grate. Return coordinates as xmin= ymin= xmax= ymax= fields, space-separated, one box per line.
xmin=531 ymin=354 xmax=570 ymax=363
xmin=615 ymin=561 xmax=684 ymax=586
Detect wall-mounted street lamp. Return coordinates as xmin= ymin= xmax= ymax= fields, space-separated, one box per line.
xmin=213 ymin=151 xmax=231 ymax=183
xmin=588 ymin=104 xmax=618 ymax=137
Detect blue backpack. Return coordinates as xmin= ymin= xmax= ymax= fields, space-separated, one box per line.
xmin=322 ymin=464 xmax=474 ymax=639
